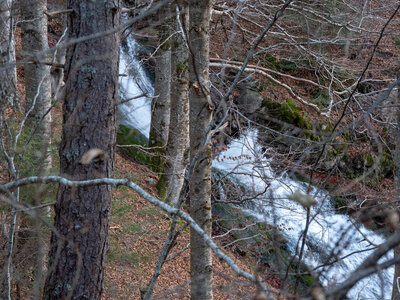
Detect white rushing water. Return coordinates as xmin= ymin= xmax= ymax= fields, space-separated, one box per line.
xmin=119 ymin=37 xmax=394 ymax=299
xmin=212 ymin=130 xmax=393 ymax=299
xmin=118 ymin=38 xmax=153 ymax=138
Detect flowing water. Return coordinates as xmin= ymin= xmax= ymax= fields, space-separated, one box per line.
xmin=118 ymin=36 xmax=394 ymax=299
xmin=212 ymin=130 xmax=393 ymax=299
xmin=119 ymin=38 xmax=153 ymax=137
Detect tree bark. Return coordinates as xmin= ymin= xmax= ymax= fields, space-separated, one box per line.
xmin=20 ymin=0 xmax=51 ymax=125
xmin=0 ymin=0 xmax=18 ymax=110
xmin=149 ymin=3 xmax=171 ymax=174
xmin=188 ymin=0 xmax=214 ymax=299
xmin=0 ymin=3 xmax=18 ymax=292
xmin=5 ymin=2 xmax=53 ymax=298
xmin=392 ymin=75 xmax=400 ymax=300
xmin=20 ymin=0 xmax=52 ymax=177
xmin=43 ymin=1 xmax=120 ymax=299
xmin=163 ymin=3 xmax=189 ymax=205
xmin=149 ymin=47 xmax=170 ymax=152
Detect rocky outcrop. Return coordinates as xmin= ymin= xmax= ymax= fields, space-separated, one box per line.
xmin=235 ymin=75 xmax=263 ymax=115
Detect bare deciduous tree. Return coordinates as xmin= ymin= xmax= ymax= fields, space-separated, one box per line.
xmin=149 ymin=2 xmax=171 ymax=175
xmin=0 ymin=0 xmax=18 ymax=110
xmin=188 ymin=0 xmax=214 ymax=299
xmin=163 ymin=2 xmax=189 ymax=205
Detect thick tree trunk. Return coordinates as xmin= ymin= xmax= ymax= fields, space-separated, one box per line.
xmin=0 ymin=0 xmax=18 ymax=110
xmin=188 ymin=0 xmax=214 ymax=299
xmin=149 ymin=4 xmax=171 ymax=174
xmin=392 ymin=76 xmax=400 ymax=300
xmin=43 ymin=1 xmax=120 ymax=299
xmin=163 ymin=4 xmax=189 ymax=205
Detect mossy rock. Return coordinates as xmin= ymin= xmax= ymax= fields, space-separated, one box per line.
xmin=263 ymin=53 xmax=300 ymax=72
xmin=362 ymin=151 xmax=393 ymax=176
xmin=336 ymin=150 xmax=394 ymax=187
xmin=262 ymin=98 xmax=311 ymax=130
xmin=261 ymin=98 xmax=318 ymax=142
xmin=117 ymin=124 xmax=149 ymax=166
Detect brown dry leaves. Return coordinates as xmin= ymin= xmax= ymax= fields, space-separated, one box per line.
xmin=103 ymin=153 xmax=270 ymax=299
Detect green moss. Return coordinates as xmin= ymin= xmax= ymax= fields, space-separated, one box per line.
xmin=382 ymin=152 xmax=394 ymax=175
xmin=177 ymin=62 xmax=188 ymax=72
xmin=355 ymin=151 xmax=394 ymax=187
xmin=148 ymin=148 xmax=165 ymax=174
xmin=117 ymin=124 xmax=149 ymax=166
xmin=262 ymin=98 xmax=318 ymax=141
xmin=393 ymin=37 xmax=400 ymax=47
xmin=362 ymin=153 xmax=374 ymax=167
xmin=121 ymin=125 xmax=166 ymax=199
xmin=156 ymin=173 xmax=167 ymax=201
xmin=263 ymin=53 xmax=300 ymax=72
xmin=312 ymin=89 xmax=330 ymax=107
xmin=362 ymin=152 xmax=393 ymax=177
xmin=263 ymin=98 xmax=310 ymax=129
xmin=302 ymin=275 xmax=315 ymax=287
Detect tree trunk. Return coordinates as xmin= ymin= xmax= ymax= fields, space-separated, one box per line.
xmin=188 ymin=0 xmax=214 ymax=299
xmin=392 ymin=75 xmax=400 ymax=300
xmin=5 ymin=2 xmax=53 ymax=298
xmin=0 ymin=3 xmax=18 ymax=293
xmin=0 ymin=0 xmax=18 ymax=110
xmin=149 ymin=46 xmax=170 ymax=152
xmin=21 ymin=0 xmax=52 ymax=126
xmin=43 ymin=1 xmax=120 ymax=299
xmin=163 ymin=3 xmax=189 ymax=205
xmin=149 ymin=4 xmax=171 ymax=174
xmin=20 ymin=0 xmax=52 ymax=177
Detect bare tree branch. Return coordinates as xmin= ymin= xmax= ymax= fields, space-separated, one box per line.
xmin=0 ymin=175 xmax=275 ymax=298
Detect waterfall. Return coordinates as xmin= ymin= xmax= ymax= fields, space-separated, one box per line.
xmin=213 ymin=129 xmax=393 ymax=299
xmin=118 ymin=37 xmax=153 ymax=138
xmin=118 ymin=36 xmax=394 ymax=299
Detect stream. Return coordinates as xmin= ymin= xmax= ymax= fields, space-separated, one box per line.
xmin=118 ymin=36 xmax=394 ymax=299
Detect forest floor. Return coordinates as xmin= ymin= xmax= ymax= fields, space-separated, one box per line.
xmin=102 ymin=152 xmax=281 ymax=299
